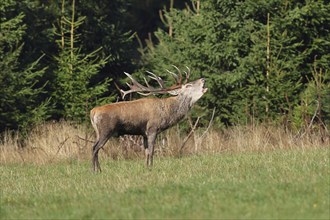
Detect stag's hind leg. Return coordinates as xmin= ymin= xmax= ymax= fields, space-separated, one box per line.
xmin=92 ymin=135 xmax=109 ymax=172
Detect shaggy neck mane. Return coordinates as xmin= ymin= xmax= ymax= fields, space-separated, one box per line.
xmin=159 ymin=95 xmax=192 ymax=129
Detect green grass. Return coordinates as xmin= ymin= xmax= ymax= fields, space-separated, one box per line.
xmin=1 ymin=148 xmax=329 ymax=219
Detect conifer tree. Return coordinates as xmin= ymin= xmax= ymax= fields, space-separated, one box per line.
xmin=0 ymin=0 xmax=49 ymax=132
xmin=51 ymin=0 xmax=112 ymax=121
xmin=139 ymin=0 xmax=330 ymax=128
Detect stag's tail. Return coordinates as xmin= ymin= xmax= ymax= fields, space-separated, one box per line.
xmin=90 ymin=108 xmax=100 ymax=141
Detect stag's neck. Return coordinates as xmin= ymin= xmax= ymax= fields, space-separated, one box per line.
xmin=159 ymin=95 xmax=192 ymax=129
xmin=172 ymin=95 xmax=193 ymax=117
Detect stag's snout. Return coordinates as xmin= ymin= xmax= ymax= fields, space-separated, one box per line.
xmin=199 ymin=78 xmax=208 ymax=93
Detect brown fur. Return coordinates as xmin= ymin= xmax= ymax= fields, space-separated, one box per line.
xmin=90 ymin=78 xmax=207 ymax=172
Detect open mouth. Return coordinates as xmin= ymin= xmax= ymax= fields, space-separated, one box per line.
xmin=202 ymin=80 xmax=208 ymax=93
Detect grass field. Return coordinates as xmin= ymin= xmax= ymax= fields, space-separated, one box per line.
xmin=1 ymin=148 xmax=329 ymax=219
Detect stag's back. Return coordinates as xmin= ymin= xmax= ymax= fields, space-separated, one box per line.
xmin=90 ymin=97 xmax=182 ymax=137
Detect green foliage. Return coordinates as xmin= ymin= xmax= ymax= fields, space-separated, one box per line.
xmin=18 ymin=0 xmax=136 ymax=81
xmin=52 ymin=47 xmax=112 ymax=121
xmin=1 ymin=0 xmax=329 ymax=131
xmin=77 ymin=0 xmax=134 ymax=66
xmin=0 ymin=0 xmax=49 ymax=131
xmin=292 ymin=66 xmax=330 ymax=130
xmin=15 ymin=0 xmax=59 ymax=67
xmin=1 ymin=149 xmax=329 ymax=219
xmin=51 ymin=0 xmax=112 ymax=121
xmin=139 ymin=0 xmax=330 ymax=128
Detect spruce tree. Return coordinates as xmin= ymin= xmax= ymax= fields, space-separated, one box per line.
xmin=139 ymin=0 xmax=330 ymax=128
xmin=51 ymin=0 xmax=112 ymax=122
xmin=0 ymin=0 xmax=49 ymax=132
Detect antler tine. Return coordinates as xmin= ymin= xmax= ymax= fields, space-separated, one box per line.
xmin=143 ymin=77 xmax=150 ymax=87
xmin=120 ymin=83 xmax=152 ymax=99
xmin=184 ymin=66 xmax=191 ymax=83
xmin=166 ymin=69 xmax=179 ymax=83
xmin=146 ymin=71 xmax=165 ymax=88
xmin=123 ymin=72 xmax=148 ymax=90
xmin=172 ymin=65 xmax=183 ymax=85
xmin=120 ymin=72 xmax=154 ymax=99
xmin=120 ymin=66 xmax=188 ymax=99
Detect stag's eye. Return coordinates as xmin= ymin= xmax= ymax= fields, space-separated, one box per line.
xmin=185 ymin=84 xmax=192 ymax=88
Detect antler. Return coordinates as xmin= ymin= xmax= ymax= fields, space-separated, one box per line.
xmin=183 ymin=66 xmax=191 ymax=83
xmin=166 ymin=65 xmax=191 ymax=85
xmin=120 ymin=66 xmax=190 ymax=99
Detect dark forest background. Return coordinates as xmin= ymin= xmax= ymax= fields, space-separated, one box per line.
xmin=1 ymin=0 xmax=329 ymax=133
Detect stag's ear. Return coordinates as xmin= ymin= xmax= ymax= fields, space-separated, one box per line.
xmin=167 ymin=89 xmax=180 ymax=96
xmin=184 ymin=83 xmax=193 ymax=88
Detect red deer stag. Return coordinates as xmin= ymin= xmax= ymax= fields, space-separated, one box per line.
xmin=90 ymin=66 xmax=207 ymax=172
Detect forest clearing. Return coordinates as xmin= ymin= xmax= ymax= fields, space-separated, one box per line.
xmin=1 ymin=0 xmax=329 ymax=219
xmin=1 ymin=122 xmax=329 ymax=219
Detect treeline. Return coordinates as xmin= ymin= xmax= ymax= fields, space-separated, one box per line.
xmin=0 ymin=0 xmax=329 ymax=133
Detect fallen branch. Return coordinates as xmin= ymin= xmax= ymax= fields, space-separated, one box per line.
xmin=49 ymin=137 xmax=70 ymax=163
xmin=178 ymin=108 xmax=217 ymax=157
xmin=179 ymin=116 xmax=200 ymax=157
xmin=76 ymin=135 xmax=94 ymax=144
xmin=199 ymin=107 xmax=216 ymax=140
xmin=295 ymin=100 xmax=319 ymax=140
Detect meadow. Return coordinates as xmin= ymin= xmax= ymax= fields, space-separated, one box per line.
xmin=1 ymin=121 xmax=329 ymax=219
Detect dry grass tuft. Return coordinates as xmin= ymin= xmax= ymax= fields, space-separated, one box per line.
xmin=1 ymin=121 xmax=329 ymax=165
xmin=1 ymin=121 xmax=88 ymax=164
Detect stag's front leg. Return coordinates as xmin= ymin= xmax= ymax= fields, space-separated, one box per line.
xmin=143 ymin=136 xmax=149 ymax=166
xmin=144 ymin=133 xmax=157 ymax=167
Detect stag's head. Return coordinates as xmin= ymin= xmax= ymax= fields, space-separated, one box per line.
xmin=176 ymin=78 xmax=207 ymax=105
xmin=120 ymin=66 xmax=207 ymax=104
